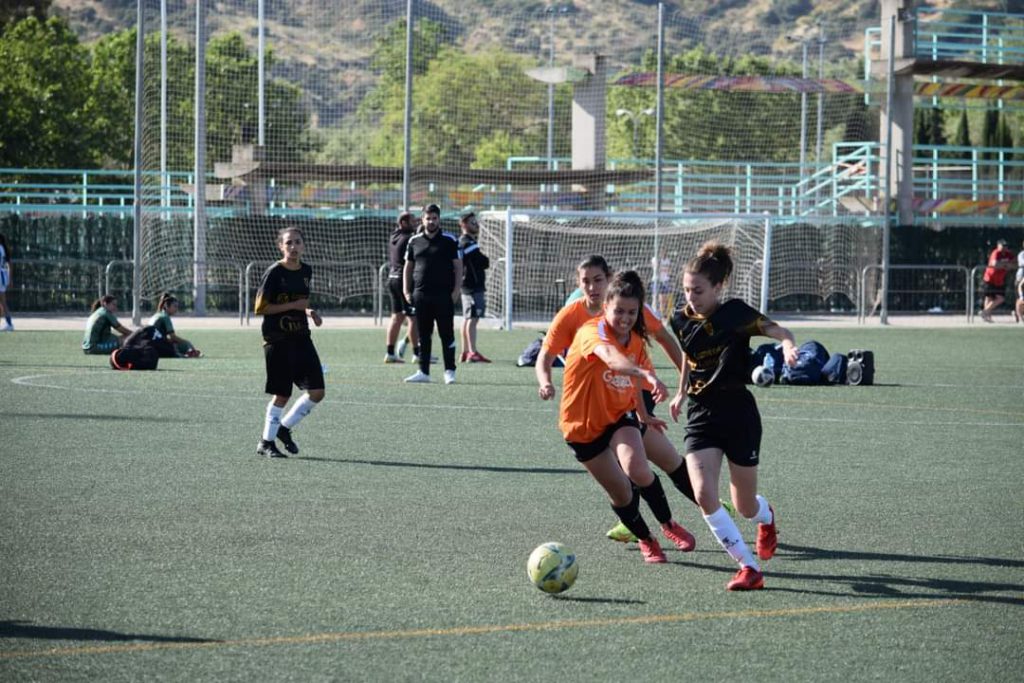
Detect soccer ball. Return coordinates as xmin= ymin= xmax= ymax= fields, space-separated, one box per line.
xmin=527 ymin=542 xmax=578 ymax=594
xmin=751 ymin=365 xmax=775 ymax=387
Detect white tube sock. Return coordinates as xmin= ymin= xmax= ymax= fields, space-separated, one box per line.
xmin=704 ymin=507 xmax=759 ymax=571
xmin=281 ymin=394 xmax=316 ymax=429
xmin=262 ymin=402 xmax=283 ymax=441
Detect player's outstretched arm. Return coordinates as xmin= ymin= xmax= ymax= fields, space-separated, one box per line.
xmin=762 ymin=321 xmax=798 ymax=366
xmin=535 ymin=347 xmax=557 ymax=400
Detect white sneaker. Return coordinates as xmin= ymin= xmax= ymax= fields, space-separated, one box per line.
xmin=443 ymin=369 xmax=456 ymax=385
xmin=404 ymin=370 xmax=431 ymax=383
xmin=0 ymin=322 xmax=11 ymax=332
xmin=396 ymin=337 xmax=408 ymax=358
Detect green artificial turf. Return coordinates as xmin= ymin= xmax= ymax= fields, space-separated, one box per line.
xmin=1 ymin=327 xmax=1021 ymax=681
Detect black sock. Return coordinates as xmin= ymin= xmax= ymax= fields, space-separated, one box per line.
xmin=387 ymin=344 xmax=395 ymax=355
xmin=667 ymin=463 xmax=697 ymax=505
xmin=414 ymin=345 xmax=421 ymax=357
xmin=611 ymin=489 xmax=652 ymax=541
xmin=637 ymin=475 xmax=672 ymax=525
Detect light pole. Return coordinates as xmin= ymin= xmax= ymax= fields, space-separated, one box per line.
xmin=615 ymin=107 xmax=655 ymax=159
xmin=546 ymin=3 xmax=572 ymax=170
xmin=815 ymin=20 xmax=826 ymax=167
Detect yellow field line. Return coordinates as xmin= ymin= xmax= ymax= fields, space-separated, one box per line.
xmin=0 ymin=598 xmax=968 ymax=660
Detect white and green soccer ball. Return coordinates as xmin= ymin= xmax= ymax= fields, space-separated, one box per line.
xmin=527 ymin=542 xmax=578 ymax=594
xmin=751 ymin=365 xmax=775 ymax=387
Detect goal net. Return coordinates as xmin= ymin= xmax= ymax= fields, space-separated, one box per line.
xmin=479 ymin=210 xmax=882 ymax=326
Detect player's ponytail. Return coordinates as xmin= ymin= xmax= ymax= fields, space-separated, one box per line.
xmin=687 ymin=240 xmax=733 ymax=286
xmin=91 ymin=295 xmax=116 ymax=312
xmin=606 ymin=270 xmax=649 ymax=343
xmin=156 ymin=292 xmax=178 ymax=312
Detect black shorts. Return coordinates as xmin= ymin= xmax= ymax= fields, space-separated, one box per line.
xmin=684 ymin=390 xmax=762 ymax=467
xmin=389 ymin=278 xmax=414 ymax=316
xmin=642 ymin=389 xmax=656 ymax=416
xmin=264 ymin=334 xmax=324 ymax=397
xmin=981 ymin=281 xmax=1006 ymax=298
xmin=567 ymin=412 xmax=647 ymax=463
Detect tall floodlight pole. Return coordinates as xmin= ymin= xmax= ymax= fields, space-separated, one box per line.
xmin=258 ymin=0 xmax=265 ymax=145
xmin=653 ymin=3 xmax=665 ymax=304
xmin=193 ymin=0 xmax=207 ymax=315
xmin=798 ymin=40 xmax=807 ymax=207
xmin=402 ymin=0 xmax=413 ymax=209
xmin=880 ymin=14 xmax=896 ymax=325
xmin=546 ymin=6 xmax=555 ymax=170
xmin=132 ymin=0 xmax=145 ymax=325
xmin=815 ymin=21 xmax=826 ymax=167
xmin=160 ymin=0 xmax=168 ymax=217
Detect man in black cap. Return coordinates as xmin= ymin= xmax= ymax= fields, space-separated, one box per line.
xmin=403 ymin=204 xmax=462 ymax=384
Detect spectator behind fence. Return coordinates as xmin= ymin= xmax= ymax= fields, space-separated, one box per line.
xmin=82 ymin=295 xmax=132 ymax=354
xmin=980 ymin=238 xmax=1014 ymax=323
xmin=1015 ymin=240 xmax=1024 ymax=323
xmin=0 ymin=233 xmax=12 ymax=331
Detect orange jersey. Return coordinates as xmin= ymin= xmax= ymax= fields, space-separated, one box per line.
xmin=558 ymin=317 xmax=650 ymax=443
xmin=542 ymin=298 xmax=663 ymax=370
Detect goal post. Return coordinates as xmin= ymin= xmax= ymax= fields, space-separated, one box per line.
xmin=479 ymin=209 xmax=881 ymax=328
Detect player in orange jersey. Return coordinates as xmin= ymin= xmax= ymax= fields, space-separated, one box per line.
xmin=556 ymin=270 xmax=694 ymax=563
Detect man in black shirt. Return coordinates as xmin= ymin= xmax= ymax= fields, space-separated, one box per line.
xmin=458 ymin=211 xmax=491 ymax=363
xmin=403 ymin=204 xmax=463 ymax=384
xmin=384 ymin=211 xmax=420 ymax=363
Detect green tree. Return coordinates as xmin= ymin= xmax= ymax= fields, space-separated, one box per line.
xmin=204 ymin=32 xmax=309 ymax=166
xmin=0 ymin=16 xmax=95 ymax=168
xmin=952 ymin=109 xmax=971 ymax=159
xmin=367 ymin=45 xmax=545 ymax=169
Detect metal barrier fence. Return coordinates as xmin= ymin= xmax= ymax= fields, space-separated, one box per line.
xmin=858 ymin=264 xmax=972 ymax=322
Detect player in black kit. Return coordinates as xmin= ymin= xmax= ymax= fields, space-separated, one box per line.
xmin=384 ymin=211 xmax=420 ymax=363
xmin=669 ymin=241 xmax=798 ymax=591
xmin=254 ymin=227 xmax=325 ymax=458
xmin=402 ymin=204 xmax=462 ymax=385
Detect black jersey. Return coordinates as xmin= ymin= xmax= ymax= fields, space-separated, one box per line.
xmin=388 ymin=228 xmax=414 ymax=278
xmin=670 ymin=299 xmax=769 ymax=400
xmin=458 ymin=233 xmax=489 ymax=293
xmin=405 ymin=230 xmax=460 ymax=294
xmin=255 ymin=261 xmax=312 ymax=343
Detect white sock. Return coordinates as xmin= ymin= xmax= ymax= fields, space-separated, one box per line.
xmin=704 ymin=507 xmax=759 ymax=571
xmin=262 ymin=402 xmax=283 ymax=441
xmin=281 ymin=394 xmax=316 ymax=429
xmin=748 ymin=494 xmax=773 ymax=525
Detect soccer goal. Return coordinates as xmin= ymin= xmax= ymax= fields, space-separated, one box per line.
xmin=478 ymin=210 xmax=882 ymax=327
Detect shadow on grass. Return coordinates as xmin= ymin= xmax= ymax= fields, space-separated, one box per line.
xmin=295 ymin=456 xmax=582 ymax=475
xmin=664 ymin=545 xmax=1024 ymax=606
xmin=3 ymin=412 xmax=187 ymax=424
xmin=0 ymin=620 xmax=217 ymax=644
xmin=549 ymin=595 xmax=647 ymax=605
xmin=779 ymin=542 xmax=1024 ymax=569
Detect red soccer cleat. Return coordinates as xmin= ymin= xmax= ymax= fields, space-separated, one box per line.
xmin=755 ymin=506 xmax=777 ymax=560
xmin=468 ymin=352 xmax=492 ymax=363
xmin=638 ymin=538 xmax=667 ymax=564
xmin=661 ymin=520 xmax=696 ymax=552
xmin=726 ymin=566 xmax=764 ymax=591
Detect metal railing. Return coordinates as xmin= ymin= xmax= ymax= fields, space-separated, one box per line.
xmin=858 ymin=264 xmax=971 ymax=323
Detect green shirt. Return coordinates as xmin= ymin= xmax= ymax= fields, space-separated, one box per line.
xmin=83 ymin=307 xmax=119 ymax=350
xmin=149 ymin=310 xmax=175 ymax=337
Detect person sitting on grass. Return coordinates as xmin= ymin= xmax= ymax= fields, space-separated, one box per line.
xmin=149 ymin=292 xmax=202 ymax=357
xmin=82 ymin=295 xmax=132 ymax=355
